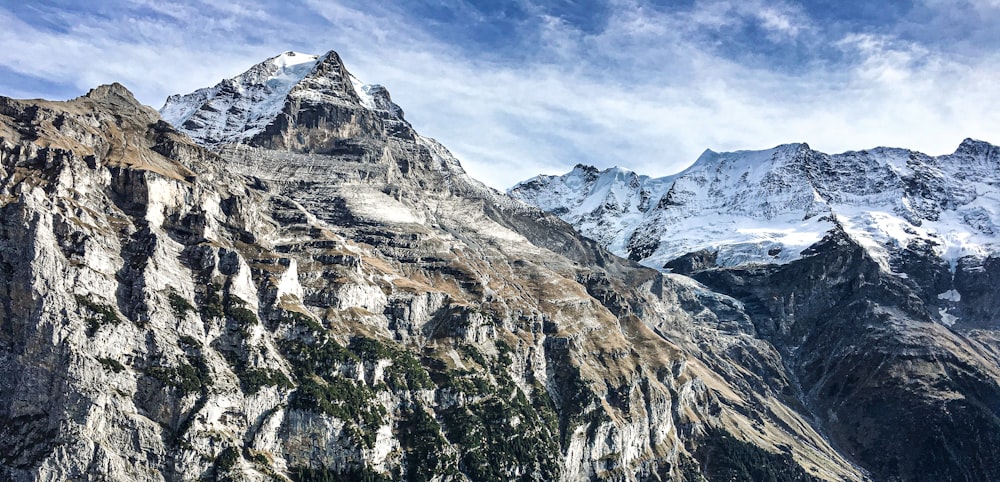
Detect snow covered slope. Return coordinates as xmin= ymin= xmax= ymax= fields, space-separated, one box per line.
xmin=511 ymin=164 xmax=674 ymax=255
xmin=511 ymin=140 xmax=1000 ymax=271
xmin=160 ymin=51 xmax=392 ymax=147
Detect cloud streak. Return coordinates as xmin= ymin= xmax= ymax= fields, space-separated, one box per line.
xmin=1 ymin=0 xmax=998 ymax=189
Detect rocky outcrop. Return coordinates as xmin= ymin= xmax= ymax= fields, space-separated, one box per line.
xmin=692 ymin=229 xmax=1000 ymax=482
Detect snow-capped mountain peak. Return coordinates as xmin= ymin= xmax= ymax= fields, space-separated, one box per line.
xmin=160 ymin=50 xmax=399 ymax=148
xmin=160 ymin=51 xmax=320 ymax=146
xmin=512 ymin=140 xmax=1000 ymax=273
xmin=511 ymin=163 xmax=674 ymax=255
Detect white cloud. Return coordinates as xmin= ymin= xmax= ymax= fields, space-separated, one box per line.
xmin=0 ymin=5 xmax=287 ymax=102
xmin=837 ymin=33 xmax=930 ymax=84
xmin=325 ymin=1 xmax=1000 ymax=187
xmin=754 ymin=7 xmax=802 ymax=38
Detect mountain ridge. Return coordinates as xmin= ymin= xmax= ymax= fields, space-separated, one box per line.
xmin=510 ymin=138 xmax=1000 ymax=274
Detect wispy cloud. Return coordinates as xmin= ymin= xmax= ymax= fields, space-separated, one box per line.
xmin=1 ymin=1 xmax=998 ymax=189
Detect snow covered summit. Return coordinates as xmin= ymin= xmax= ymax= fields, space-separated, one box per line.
xmin=160 ymin=50 xmax=399 ymax=148
xmin=511 ymin=140 xmax=1000 ymax=273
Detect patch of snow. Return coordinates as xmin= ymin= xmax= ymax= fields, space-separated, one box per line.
xmin=938 ymin=289 xmax=962 ymax=302
xmin=939 ymin=308 xmax=959 ymax=326
xmin=349 ymin=74 xmax=376 ymax=110
xmin=510 ymin=163 xmax=674 ymax=256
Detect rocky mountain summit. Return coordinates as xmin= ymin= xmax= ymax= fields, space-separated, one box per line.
xmin=0 ymin=47 xmax=998 ymax=482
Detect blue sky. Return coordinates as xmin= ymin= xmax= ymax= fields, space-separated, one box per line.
xmin=2 ymin=0 xmax=999 ymax=188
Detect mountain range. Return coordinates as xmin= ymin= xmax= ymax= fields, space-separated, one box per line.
xmin=510 ymin=141 xmax=1000 ymax=274
xmin=0 ymin=49 xmax=998 ymax=482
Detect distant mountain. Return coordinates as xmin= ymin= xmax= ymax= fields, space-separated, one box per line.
xmin=511 ymin=140 xmax=1000 ymax=287
xmin=514 ymin=140 xmax=1000 ymax=481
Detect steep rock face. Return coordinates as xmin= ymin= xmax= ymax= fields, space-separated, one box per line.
xmin=693 ymin=229 xmax=1000 ymax=482
xmin=0 ymin=54 xmax=864 ymax=482
xmin=160 ymin=51 xmax=407 ymax=154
